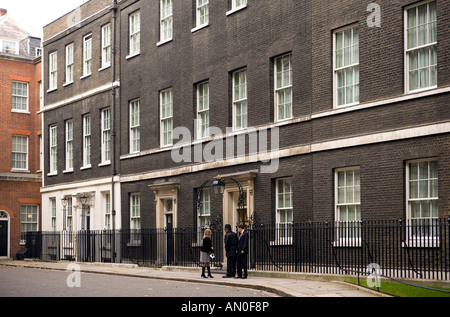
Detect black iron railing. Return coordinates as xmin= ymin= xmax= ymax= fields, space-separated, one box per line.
xmin=25 ymin=218 xmax=450 ymax=281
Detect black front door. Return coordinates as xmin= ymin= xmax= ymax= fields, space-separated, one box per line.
xmin=0 ymin=220 xmax=8 ymax=257
xmin=165 ymin=213 xmax=174 ymax=265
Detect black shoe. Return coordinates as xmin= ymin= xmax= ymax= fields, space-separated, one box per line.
xmin=208 ymin=274 xmax=214 ymax=278
xmin=234 ymin=276 xmax=242 ymax=279
xmin=201 ymin=274 xmax=207 ymax=278
xmin=242 ymin=276 xmax=247 ymax=279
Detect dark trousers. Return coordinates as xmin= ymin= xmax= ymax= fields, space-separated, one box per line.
xmin=236 ymin=253 xmax=247 ymax=277
xmin=226 ymin=256 xmax=237 ymax=277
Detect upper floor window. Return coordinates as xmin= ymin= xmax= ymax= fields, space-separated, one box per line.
xmin=12 ymin=81 xmax=29 ymax=112
xmin=1 ymin=40 xmax=18 ymax=54
xmin=275 ymin=54 xmax=293 ymax=122
xmin=83 ymin=114 xmax=92 ymax=167
xmin=130 ymin=99 xmax=140 ymax=153
xmin=65 ymin=44 xmax=74 ymax=84
xmin=101 ymin=108 xmax=111 ymax=163
xmin=49 ymin=125 xmax=58 ymax=174
xmin=196 ymin=81 xmax=210 ymax=139
xmin=232 ymin=69 xmax=248 ymax=131
xmin=65 ymin=120 xmax=74 ymax=171
xmin=160 ymin=89 xmax=173 ymax=147
xmin=49 ymin=52 xmax=58 ymax=91
xmin=83 ymin=34 xmax=92 ymax=77
xmin=160 ymin=0 xmax=173 ymax=43
xmin=406 ymin=1 xmax=437 ymax=93
xmin=334 ymin=26 xmax=359 ymax=108
xmin=129 ymin=11 xmax=140 ymax=56
xmin=12 ymin=135 xmax=28 ymax=171
xmin=101 ymin=24 xmax=112 ymax=69
xmin=232 ymin=0 xmax=247 ymax=11
xmin=196 ymin=0 xmax=209 ymax=28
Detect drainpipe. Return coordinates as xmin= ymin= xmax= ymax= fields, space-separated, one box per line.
xmin=110 ymin=0 xmax=118 ymax=263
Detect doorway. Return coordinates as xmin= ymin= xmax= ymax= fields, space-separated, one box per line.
xmin=0 ymin=211 xmax=10 ymax=257
xmin=164 ymin=199 xmax=174 ymax=265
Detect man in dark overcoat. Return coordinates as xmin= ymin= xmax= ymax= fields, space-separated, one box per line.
xmin=223 ymin=224 xmax=238 ymax=278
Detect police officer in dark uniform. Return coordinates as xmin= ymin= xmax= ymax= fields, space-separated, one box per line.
xmin=223 ymin=224 xmax=238 ymax=278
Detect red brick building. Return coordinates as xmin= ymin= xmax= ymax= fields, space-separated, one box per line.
xmin=0 ymin=9 xmax=42 ymax=259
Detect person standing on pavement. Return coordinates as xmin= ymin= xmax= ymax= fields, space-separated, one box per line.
xmin=223 ymin=224 xmax=238 ymax=278
xmin=236 ymin=224 xmax=249 ymax=279
xmin=200 ymin=228 xmax=214 ymax=278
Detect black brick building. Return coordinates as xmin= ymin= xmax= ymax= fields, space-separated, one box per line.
xmin=42 ymin=0 xmax=449 ymax=246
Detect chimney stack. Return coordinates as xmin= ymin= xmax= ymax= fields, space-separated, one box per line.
xmin=0 ymin=9 xmax=7 ymax=17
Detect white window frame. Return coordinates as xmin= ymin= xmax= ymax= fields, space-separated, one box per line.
xmin=130 ymin=193 xmax=141 ymax=244
xmin=20 ymin=204 xmax=38 ymax=243
xmin=49 ymin=52 xmax=58 ymax=91
xmin=49 ymin=125 xmax=58 ymax=175
xmin=82 ymin=114 xmax=91 ymax=168
xmin=1 ymin=39 xmax=19 ymax=54
xmin=227 ymin=0 xmax=247 ymax=15
xmin=65 ymin=43 xmax=74 ymax=84
xmin=405 ymin=0 xmax=437 ymax=94
xmin=65 ymin=120 xmax=74 ymax=172
xmin=11 ymin=135 xmax=28 ymax=171
xmin=198 ymin=189 xmax=211 ymax=230
xmin=275 ymin=178 xmax=293 ymax=244
xmin=333 ymin=25 xmax=359 ymax=108
xmin=335 ymin=167 xmax=361 ymax=245
xmin=232 ymin=69 xmax=248 ymax=131
xmin=66 ymin=197 xmax=73 ymax=233
xmin=101 ymin=24 xmax=112 ymax=69
xmin=160 ymin=0 xmax=173 ymax=43
xmin=160 ymin=89 xmax=173 ymax=147
xmin=12 ymin=81 xmax=29 ymax=112
xmin=83 ymin=34 xmax=92 ymax=77
xmin=196 ymin=0 xmax=209 ymax=28
xmin=274 ymin=53 xmax=293 ymax=122
xmin=104 ymin=192 xmax=111 ymax=230
xmin=196 ymin=81 xmax=210 ymax=139
xmin=129 ymin=100 xmax=140 ymax=154
xmin=406 ymin=158 xmax=439 ymax=246
xmin=101 ymin=108 xmax=111 ymax=164
xmin=129 ymin=11 xmax=140 ymax=57
xmin=51 ymin=198 xmax=57 ymax=231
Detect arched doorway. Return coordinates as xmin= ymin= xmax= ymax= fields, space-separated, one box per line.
xmin=0 ymin=210 xmax=10 ymax=258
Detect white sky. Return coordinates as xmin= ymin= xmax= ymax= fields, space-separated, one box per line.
xmin=1 ymin=0 xmax=84 ymax=37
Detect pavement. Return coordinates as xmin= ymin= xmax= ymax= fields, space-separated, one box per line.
xmin=0 ymin=259 xmax=388 ymax=297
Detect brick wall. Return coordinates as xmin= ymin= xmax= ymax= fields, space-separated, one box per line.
xmin=0 ymin=55 xmax=42 ymax=258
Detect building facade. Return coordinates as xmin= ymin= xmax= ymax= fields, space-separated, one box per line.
xmin=41 ymin=0 xmax=121 ymax=242
xmin=42 ymin=0 xmax=450 ymax=259
xmin=0 ymin=8 xmax=42 ymax=259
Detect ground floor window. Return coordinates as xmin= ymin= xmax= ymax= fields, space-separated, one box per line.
xmin=407 ymin=159 xmax=439 ymax=239
xmin=20 ymin=205 xmax=38 ymax=242
xmin=276 ymin=178 xmax=293 ymax=240
xmin=335 ymin=167 xmax=361 ymax=240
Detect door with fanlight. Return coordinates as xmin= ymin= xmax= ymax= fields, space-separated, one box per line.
xmin=0 ymin=211 xmax=9 ymax=257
